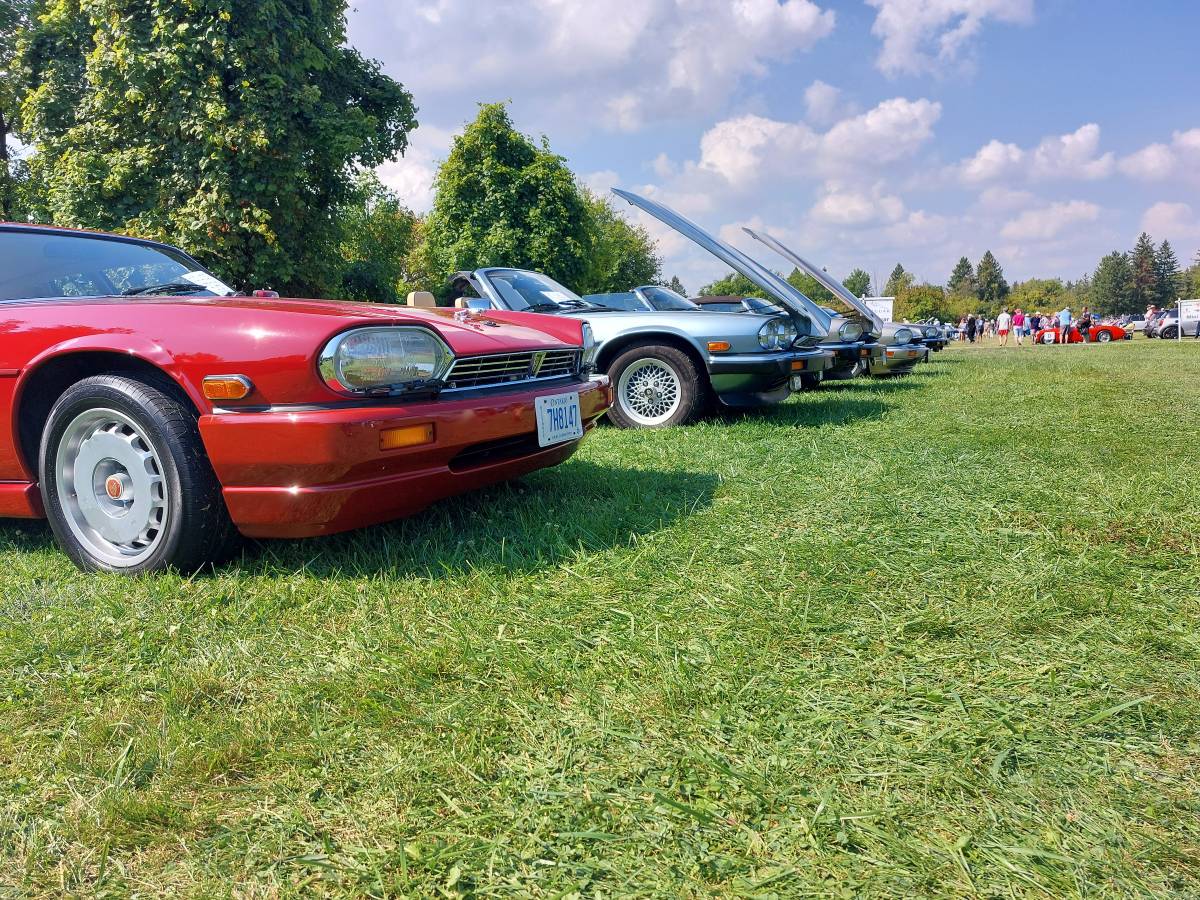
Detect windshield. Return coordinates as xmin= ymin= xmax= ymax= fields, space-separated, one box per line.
xmin=0 ymin=230 xmax=233 ymax=301
xmin=582 ymin=291 xmax=649 ymax=311
xmin=484 ymin=269 xmax=595 ymax=312
xmin=638 ymin=286 xmax=699 ymax=311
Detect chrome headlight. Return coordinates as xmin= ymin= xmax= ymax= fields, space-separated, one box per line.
xmin=757 ymin=317 xmax=796 ymax=350
xmin=893 ymin=327 xmax=913 ymax=345
xmin=580 ymin=322 xmax=599 ymax=368
xmin=319 ymin=327 xmax=453 ymax=394
xmin=838 ymin=321 xmax=864 ymax=341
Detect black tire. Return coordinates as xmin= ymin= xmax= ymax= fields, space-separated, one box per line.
xmin=39 ymin=373 xmax=238 ymax=574
xmin=1096 ymin=330 xmax=1112 ymax=343
xmin=1161 ymin=326 xmax=1178 ymax=340
xmin=605 ymin=343 xmax=706 ymax=429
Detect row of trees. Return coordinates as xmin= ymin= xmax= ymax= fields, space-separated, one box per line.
xmin=1 ymin=2 xmax=663 ymax=302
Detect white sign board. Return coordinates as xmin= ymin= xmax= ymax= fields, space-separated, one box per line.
xmin=863 ymin=297 xmax=894 ymax=323
xmin=1180 ymin=299 xmax=1200 ymax=321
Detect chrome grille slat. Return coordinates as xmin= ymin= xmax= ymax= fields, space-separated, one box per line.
xmin=444 ymin=349 xmax=581 ymax=391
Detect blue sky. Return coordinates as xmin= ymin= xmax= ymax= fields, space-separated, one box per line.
xmin=346 ymin=0 xmax=1199 ymax=293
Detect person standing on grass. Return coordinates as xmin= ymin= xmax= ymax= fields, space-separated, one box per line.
xmin=997 ymin=308 xmax=1012 ymax=346
xmin=1058 ymin=306 xmax=1072 ymax=344
xmin=1012 ymin=308 xmax=1026 ymax=346
xmin=966 ymin=315 xmax=977 ymax=343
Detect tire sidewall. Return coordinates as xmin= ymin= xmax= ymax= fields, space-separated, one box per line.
xmin=606 ymin=344 xmax=703 ymax=428
xmin=40 ymin=378 xmax=193 ymax=574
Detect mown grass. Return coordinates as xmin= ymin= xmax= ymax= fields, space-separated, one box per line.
xmin=1 ymin=341 xmax=1198 ymax=897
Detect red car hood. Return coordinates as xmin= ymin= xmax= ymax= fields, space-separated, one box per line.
xmin=47 ymin=294 xmax=585 ymax=355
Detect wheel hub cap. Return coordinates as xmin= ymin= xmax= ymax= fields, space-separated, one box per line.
xmin=618 ymin=359 xmax=682 ymax=426
xmin=56 ymin=409 xmax=169 ymax=566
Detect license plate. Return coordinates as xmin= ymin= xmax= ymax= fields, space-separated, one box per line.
xmin=535 ymin=392 xmax=583 ymax=447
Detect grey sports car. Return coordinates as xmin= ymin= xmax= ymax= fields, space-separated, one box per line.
xmin=582 ymin=285 xmax=698 ymax=312
xmin=742 ymin=228 xmax=928 ymax=379
xmin=449 ymin=268 xmax=832 ymax=428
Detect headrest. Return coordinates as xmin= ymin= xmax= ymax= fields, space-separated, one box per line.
xmin=406 ymin=291 xmax=436 ymax=308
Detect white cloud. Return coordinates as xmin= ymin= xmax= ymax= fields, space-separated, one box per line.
xmin=582 ymin=169 xmax=621 ymax=196
xmin=1000 ymin=200 xmax=1101 ymax=241
xmin=976 ymin=186 xmax=1036 ymax=211
xmin=1118 ymin=128 xmax=1200 ymax=182
xmin=810 ymin=182 xmax=905 ymax=226
xmin=803 ymin=80 xmax=843 ymax=125
xmin=374 ymin=124 xmax=455 ymax=212
xmin=959 ymin=124 xmax=1113 ymax=184
xmin=696 ymin=97 xmax=941 ymax=186
xmin=1141 ymin=202 xmax=1200 ymax=246
xmin=866 ymin=0 xmax=1035 ymax=77
xmin=349 ymin=0 xmax=834 ymax=133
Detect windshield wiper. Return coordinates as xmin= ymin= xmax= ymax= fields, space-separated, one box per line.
xmin=121 ymin=282 xmax=208 ymax=296
xmin=522 ymin=302 xmax=565 ymax=313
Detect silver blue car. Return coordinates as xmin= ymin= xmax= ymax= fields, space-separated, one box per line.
xmin=448 ymin=267 xmax=832 ymax=428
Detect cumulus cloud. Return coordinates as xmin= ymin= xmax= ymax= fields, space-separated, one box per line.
xmin=803 ymin=80 xmax=844 ymax=126
xmin=1000 ymin=200 xmax=1101 ymax=241
xmin=348 ymin=0 xmax=835 ymax=133
xmin=866 ymin=0 xmax=1035 ymax=77
xmin=1118 ymin=128 xmax=1200 ymax=182
xmin=696 ymin=97 xmax=941 ymax=186
xmin=959 ymin=124 xmax=1114 ymax=184
xmin=1141 ymin=202 xmax=1200 ymax=245
xmin=374 ymin=124 xmax=456 ymax=212
xmin=810 ymin=182 xmax=906 ymax=226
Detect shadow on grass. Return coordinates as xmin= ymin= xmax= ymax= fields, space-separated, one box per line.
xmin=239 ymin=459 xmax=718 ymax=580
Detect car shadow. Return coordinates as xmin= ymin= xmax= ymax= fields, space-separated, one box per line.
xmin=237 ymin=460 xmax=718 ymax=580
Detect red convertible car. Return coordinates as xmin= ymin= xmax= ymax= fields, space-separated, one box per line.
xmin=1035 ymin=323 xmax=1129 ymax=344
xmin=0 ymin=224 xmax=610 ymax=573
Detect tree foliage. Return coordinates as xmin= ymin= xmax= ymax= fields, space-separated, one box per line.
xmin=786 ymin=268 xmax=834 ymax=305
xmin=1155 ymin=240 xmax=1182 ymax=305
xmin=884 ymin=263 xmax=912 ymax=296
xmin=333 ymin=172 xmax=419 ymax=303
xmin=947 ymin=256 xmax=976 ymax=297
xmin=578 ymin=191 xmax=661 ymax=294
xmin=421 ymin=103 xmax=593 ymax=296
xmin=1130 ymin=232 xmax=1159 ymax=310
xmin=17 ymin=0 xmax=416 ymax=295
xmin=843 ymin=268 xmax=871 ymax=298
xmin=698 ymin=271 xmax=762 ymax=298
xmin=894 ymin=283 xmax=949 ymax=321
xmin=666 ymin=275 xmax=687 ymax=297
xmin=1091 ymin=251 xmax=1134 ymax=315
xmin=1008 ymin=277 xmax=1065 ymax=312
xmin=975 ymin=250 xmax=1009 ymax=307
xmin=0 ymin=0 xmax=31 ymax=219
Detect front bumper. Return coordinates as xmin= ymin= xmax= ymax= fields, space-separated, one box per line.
xmin=708 ymin=347 xmax=832 ymax=406
xmin=821 ymin=340 xmax=883 ymax=380
xmin=198 ymin=376 xmax=612 ymax=538
xmin=870 ymin=344 xmax=927 ymax=375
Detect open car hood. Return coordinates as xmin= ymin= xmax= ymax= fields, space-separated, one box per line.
xmin=612 ymin=189 xmax=833 ymax=345
xmin=743 ymin=227 xmax=884 ymax=338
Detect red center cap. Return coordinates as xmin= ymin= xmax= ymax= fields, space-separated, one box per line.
xmin=106 ymin=476 xmax=123 ymax=500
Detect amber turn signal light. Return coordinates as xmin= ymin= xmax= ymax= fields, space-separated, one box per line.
xmin=380 ymin=423 xmax=435 ymax=451
xmin=859 ymin=347 xmax=870 ymax=358
xmin=203 ymin=375 xmax=253 ymax=401
xmin=706 ymin=341 xmax=731 ymax=352
xmin=790 ymin=360 xmax=807 ymax=371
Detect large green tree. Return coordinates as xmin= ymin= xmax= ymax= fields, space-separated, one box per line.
xmin=975 ymin=250 xmax=1008 ymax=306
xmin=786 ymin=268 xmax=834 ymax=304
xmin=843 ymin=268 xmax=871 ymax=297
xmin=884 ymin=263 xmax=912 ymax=296
xmin=421 ymin=103 xmax=593 ymax=295
xmin=698 ymin=271 xmax=763 ymax=298
xmin=1091 ymin=251 xmax=1134 ymax=315
xmin=895 ymin=283 xmax=949 ymax=321
xmin=18 ymin=0 xmax=415 ymax=295
xmin=947 ymin=256 xmax=975 ymax=297
xmin=1130 ymin=232 xmax=1159 ymax=310
xmin=579 ymin=191 xmax=661 ymax=294
xmin=0 ymin=0 xmax=31 ymax=219
xmin=1155 ymin=240 xmax=1182 ymax=305
xmin=666 ymin=275 xmax=687 ymax=297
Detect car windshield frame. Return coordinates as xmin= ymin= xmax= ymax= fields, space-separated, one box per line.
xmin=478 ymin=268 xmax=603 ymax=312
xmin=635 ymin=285 xmax=700 ymax=311
xmin=581 ymin=291 xmax=651 ymax=312
xmin=0 ymin=226 xmax=234 ymax=302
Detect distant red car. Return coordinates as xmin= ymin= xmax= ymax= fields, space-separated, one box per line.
xmin=0 ymin=224 xmax=610 ymax=573
xmin=1035 ymin=323 xmax=1129 ymax=344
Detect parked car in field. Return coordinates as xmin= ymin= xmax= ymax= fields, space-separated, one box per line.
xmin=1149 ymin=307 xmax=1200 ymax=339
xmin=0 ymin=223 xmax=611 ymax=573
xmin=1034 ymin=323 xmax=1129 ymax=344
xmin=739 ymin=228 xmax=926 ymax=380
xmin=448 ymin=266 xmax=831 ymax=428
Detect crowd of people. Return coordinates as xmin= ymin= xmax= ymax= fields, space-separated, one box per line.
xmin=950 ymin=306 xmax=1117 ymax=345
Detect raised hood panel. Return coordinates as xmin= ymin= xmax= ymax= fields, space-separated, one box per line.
xmin=611 ymin=189 xmax=834 ymax=344
xmin=743 ymin=228 xmax=884 ymax=337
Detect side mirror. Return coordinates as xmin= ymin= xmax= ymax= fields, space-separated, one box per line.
xmin=465 ymin=298 xmax=492 ymax=312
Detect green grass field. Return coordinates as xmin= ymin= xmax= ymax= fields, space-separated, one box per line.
xmin=2 ymin=341 xmax=1198 ymax=897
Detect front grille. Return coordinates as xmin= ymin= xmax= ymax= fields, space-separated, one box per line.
xmin=443 ymin=349 xmax=580 ymax=391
